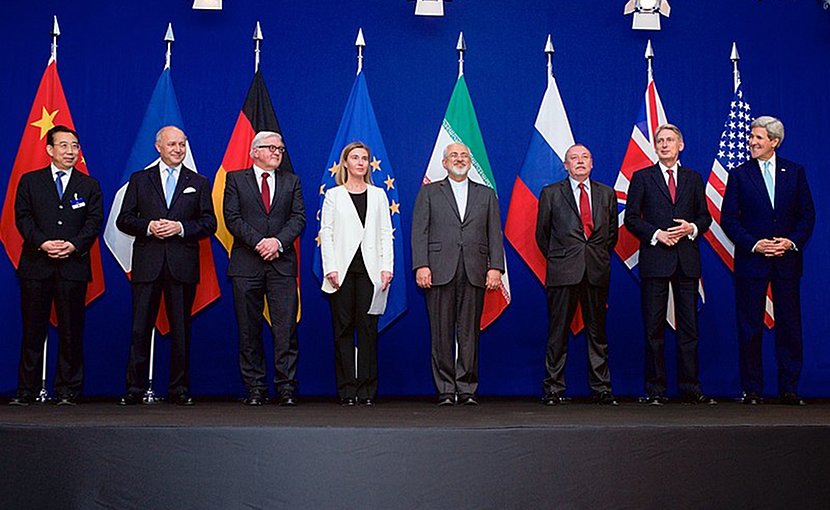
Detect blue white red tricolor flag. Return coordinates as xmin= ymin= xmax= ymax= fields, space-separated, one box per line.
xmin=504 ymin=68 xmax=585 ymax=332
xmin=703 ymin=84 xmax=773 ymax=327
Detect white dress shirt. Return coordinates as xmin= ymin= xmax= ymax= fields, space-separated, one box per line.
xmin=649 ymin=161 xmax=698 ymax=245
xmin=448 ymin=177 xmax=469 ymax=221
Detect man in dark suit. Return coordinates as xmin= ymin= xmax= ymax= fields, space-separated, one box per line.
xmin=721 ymin=116 xmax=815 ymax=406
xmin=536 ymin=144 xmax=618 ymax=406
xmin=10 ymin=125 xmax=103 ymax=406
xmin=224 ymin=131 xmax=305 ymax=407
xmin=624 ymin=123 xmax=715 ymax=405
xmin=116 ymin=125 xmax=216 ymax=406
xmin=411 ymin=142 xmax=505 ymax=406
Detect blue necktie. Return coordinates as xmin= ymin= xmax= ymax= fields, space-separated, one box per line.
xmin=55 ymin=171 xmax=65 ymax=200
xmin=762 ymin=160 xmax=775 ymax=207
xmin=165 ymin=167 xmax=176 ymax=207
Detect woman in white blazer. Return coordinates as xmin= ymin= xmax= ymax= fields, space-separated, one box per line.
xmin=320 ymin=142 xmax=393 ymax=406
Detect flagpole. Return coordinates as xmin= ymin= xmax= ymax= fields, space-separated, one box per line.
xmin=164 ymin=22 xmax=174 ymax=70
xmin=544 ymin=34 xmax=554 ymax=82
xmin=645 ymin=39 xmax=654 ymax=82
xmin=50 ymin=15 xmax=60 ymax=62
xmin=456 ymin=32 xmax=466 ymax=78
xmin=253 ymin=21 xmax=263 ymax=74
xmin=730 ymin=42 xmax=741 ymax=92
xmin=355 ymin=28 xmax=365 ymax=75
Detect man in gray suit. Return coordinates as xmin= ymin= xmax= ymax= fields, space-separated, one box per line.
xmin=536 ymin=144 xmax=618 ymax=406
xmin=412 ymin=142 xmax=504 ymax=406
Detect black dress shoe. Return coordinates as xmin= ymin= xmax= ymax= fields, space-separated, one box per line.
xmin=279 ymin=394 xmax=297 ymax=407
xmin=437 ymin=396 xmax=455 ymax=406
xmin=682 ymin=393 xmax=717 ymax=405
xmin=360 ymin=398 xmax=375 ymax=407
xmin=118 ymin=393 xmax=143 ymax=406
xmin=639 ymin=395 xmax=668 ymax=406
xmin=459 ymin=395 xmax=479 ymax=406
xmin=9 ymin=396 xmax=33 ymax=407
xmin=174 ymin=394 xmax=195 ymax=406
xmin=340 ymin=397 xmax=356 ymax=406
xmin=543 ymin=392 xmax=571 ymax=406
xmin=740 ymin=392 xmax=762 ymax=405
xmin=243 ymin=391 xmax=265 ymax=406
xmin=594 ymin=391 xmax=620 ymax=406
xmin=780 ymin=392 xmax=806 ymax=406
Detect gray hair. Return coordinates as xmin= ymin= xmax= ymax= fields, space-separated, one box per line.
xmin=751 ymin=116 xmax=785 ymax=145
xmin=250 ymin=131 xmax=283 ymax=154
xmin=155 ymin=125 xmax=186 ymax=144
xmin=442 ymin=142 xmax=470 ymax=159
xmin=655 ymin=123 xmax=683 ymax=143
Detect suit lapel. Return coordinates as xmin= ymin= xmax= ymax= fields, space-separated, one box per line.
xmin=168 ymin=167 xmax=193 ymax=210
xmin=148 ymin=165 xmax=166 ymax=207
xmin=746 ymin=159 xmax=774 ymax=209
xmin=559 ymin=180 xmax=580 ymax=219
xmin=438 ymin=180 xmax=462 ymax=222
xmin=269 ymin=170 xmax=283 ymax=213
xmin=244 ymin=168 xmax=269 ymax=214
xmin=38 ymin=167 xmax=62 ymax=203
xmin=649 ymin=166 xmax=673 ymax=204
xmin=589 ymin=180 xmax=603 ymax=233
xmin=774 ymin=158 xmax=791 ymax=210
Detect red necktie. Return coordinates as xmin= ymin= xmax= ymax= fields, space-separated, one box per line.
xmin=667 ymin=168 xmax=676 ymax=203
xmin=579 ymin=182 xmax=593 ymax=238
xmin=261 ymin=173 xmax=271 ymax=213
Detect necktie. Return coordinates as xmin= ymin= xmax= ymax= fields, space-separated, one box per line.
xmin=579 ymin=182 xmax=593 ymax=238
xmin=261 ymin=173 xmax=271 ymax=213
xmin=762 ymin=160 xmax=775 ymax=206
xmin=55 ymin=171 xmax=65 ymax=200
xmin=666 ymin=169 xmax=676 ymax=203
xmin=165 ymin=168 xmax=176 ymax=207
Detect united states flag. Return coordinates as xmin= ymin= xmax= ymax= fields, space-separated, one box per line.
xmin=704 ymin=85 xmax=774 ymax=327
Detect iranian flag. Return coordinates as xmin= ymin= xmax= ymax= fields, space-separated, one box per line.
xmin=422 ymin=75 xmax=510 ymax=329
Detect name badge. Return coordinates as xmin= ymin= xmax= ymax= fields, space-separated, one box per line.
xmin=70 ymin=193 xmax=86 ymax=210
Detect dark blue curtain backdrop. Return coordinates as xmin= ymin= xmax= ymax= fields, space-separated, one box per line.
xmin=1 ymin=1 xmax=828 ymax=399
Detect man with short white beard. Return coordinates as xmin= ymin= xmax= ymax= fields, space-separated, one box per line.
xmin=411 ymin=142 xmax=504 ymax=406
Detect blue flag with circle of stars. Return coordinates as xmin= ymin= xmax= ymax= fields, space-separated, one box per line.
xmin=312 ymin=71 xmax=407 ymax=332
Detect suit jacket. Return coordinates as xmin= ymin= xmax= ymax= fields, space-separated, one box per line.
xmin=536 ymin=178 xmax=617 ymax=287
xmin=116 ymin=164 xmax=216 ymax=284
xmin=223 ymin=167 xmax=306 ymax=278
xmin=624 ymin=164 xmax=711 ymax=279
xmin=319 ymin=185 xmax=393 ymax=312
xmin=411 ymin=178 xmax=505 ymax=288
xmin=15 ymin=166 xmax=103 ymax=281
xmin=720 ymin=156 xmax=815 ymax=279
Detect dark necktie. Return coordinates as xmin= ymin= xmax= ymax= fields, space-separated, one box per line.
xmin=579 ymin=182 xmax=593 ymax=238
xmin=55 ymin=171 xmax=66 ymax=200
xmin=666 ymin=168 xmax=676 ymax=203
xmin=261 ymin=173 xmax=271 ymax=213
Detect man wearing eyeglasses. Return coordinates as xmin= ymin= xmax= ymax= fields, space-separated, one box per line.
xmin=116 ymin=125 xmax=216 ymax=407
xmin=224 ymin=131 xmax=306 ymax=406
xmin=11 ymin=125 xmax=103 ymax=406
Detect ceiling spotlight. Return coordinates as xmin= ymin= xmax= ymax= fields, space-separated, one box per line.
xmin=192 ymin=0 xmax=222 ymax=10
xmin=624 ymin=0 xmax=671 ymax=30
xmin=412 ymin=0 xmax=447 ymax=17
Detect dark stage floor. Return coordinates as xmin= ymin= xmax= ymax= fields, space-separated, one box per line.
xmin=2 ymin=399 xmax=830 ymax=509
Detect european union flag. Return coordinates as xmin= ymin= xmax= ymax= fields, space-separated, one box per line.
xmin=312 ymin=72 xmax=407 ymax=331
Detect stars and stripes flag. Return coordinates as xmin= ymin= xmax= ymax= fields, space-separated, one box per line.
xmin=211 ymin=70 xmax=301 ymax=322
xmin=0 ymin=57 xmax=105 ymax=308
xmin=613 ymin=76 xmax=704 ymax=328
xmin=103 ymin=67 xmax=220 ymax=334
xmin=312 ymin=71 xmax=407 ymax=331
xmin=423 ymin=75 xmax=510 ymax=330
xmin=704 ymin=85 xmax=773 ymax=327
xmin=504 ymin=67 xmax=585 ymax=333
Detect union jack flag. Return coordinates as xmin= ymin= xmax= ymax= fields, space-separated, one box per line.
xmin=613 ymin=77 xmax=704 ymax=328
xmin=704 ymin=85 xmax=774 ymax=327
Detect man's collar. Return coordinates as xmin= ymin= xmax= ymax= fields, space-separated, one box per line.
xmin=160 ymin=162 xmax=182 ymax=173
xmin=50 ymin=163 xmax=73 ymax=176
xmin=658 ymin=161 xmax=680 ymax=173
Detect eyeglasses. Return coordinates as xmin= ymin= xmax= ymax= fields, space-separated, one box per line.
xmin=52 ymin=142 xmax=81 ymax=152
xmin=447 ymin=152 xmax=470 ymax=160
xmin=256 ymin=145 xmax=286 ymax=154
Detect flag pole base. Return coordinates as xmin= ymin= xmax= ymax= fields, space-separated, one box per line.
xmin=143 ymin=387 xmax=161 ymax=404
xmin=36 ymin=386 xmax=49 ymax=404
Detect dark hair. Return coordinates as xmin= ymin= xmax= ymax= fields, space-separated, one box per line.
xmin=46 ymin=125 xmax=80 ymax=146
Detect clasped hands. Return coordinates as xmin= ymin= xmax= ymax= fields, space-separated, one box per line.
xmin=415 ymin=267 xmax=502 ymax=291
xmin=148 ymin=219 xmax=182 ymax=239
xmin=255 ymin=237 xmax=281 ymax=261
xmin=326 ymin=270 xmax=394 ymax=291
xmin=40 ymin=240 xmax=76 ymax=259
xmin=655 ymin=219 xmax=695 ymax=247
xmin=754 ymin=237 xmax=794 ymax=257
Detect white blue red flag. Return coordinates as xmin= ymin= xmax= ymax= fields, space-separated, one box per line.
xmin=103 ymin=68 xmax=220 ymax=334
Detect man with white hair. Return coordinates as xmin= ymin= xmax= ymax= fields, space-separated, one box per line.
xmin=224 ymin=131 xmax=305 ymax=406
xmin=721 ymin=116 xmax=815 ymax=406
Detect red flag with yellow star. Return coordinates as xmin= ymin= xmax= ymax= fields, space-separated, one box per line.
xmin=0 ymin=58 xmax=105 ymax=306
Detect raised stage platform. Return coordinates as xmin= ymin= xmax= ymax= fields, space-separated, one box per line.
xmin=2 ymin=398 xmax=830 ymax=509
